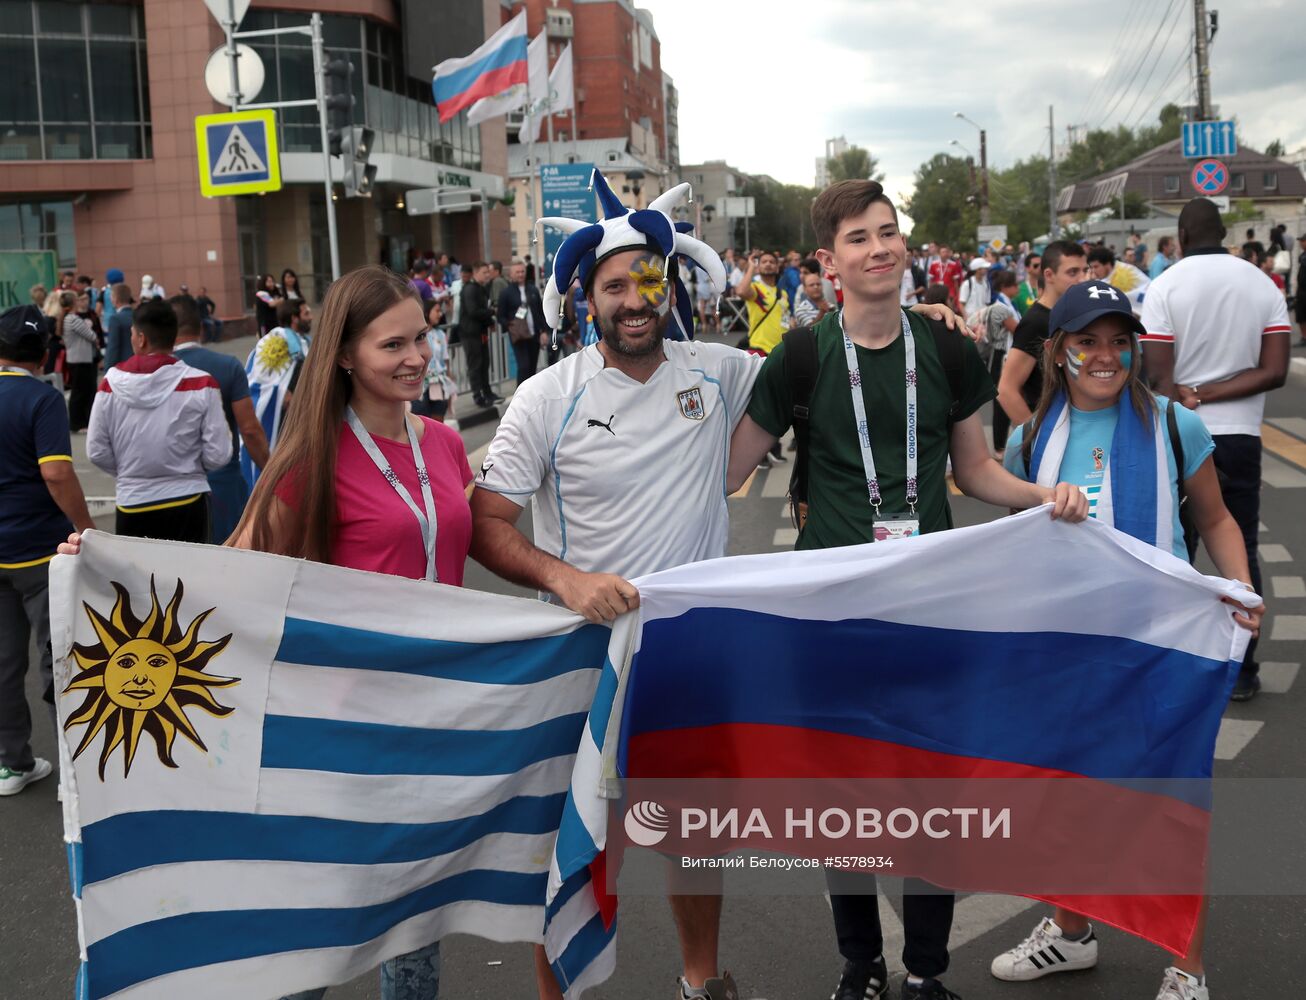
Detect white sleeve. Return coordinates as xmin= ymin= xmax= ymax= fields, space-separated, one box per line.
xmin=717 ymin=347 xmax=764 ymax=432
xmin=1138 ymin=279 xmax=1173 ymax=344
xmin=86 ymin=393 xmax=116 ymax=475
xmin=477 ymin=396 xmax=551 ymax=506
xmin=199 ymin=389 xmax=234 ymax=471
xmin=1263 ymin=282 xmax=1291 ymax=335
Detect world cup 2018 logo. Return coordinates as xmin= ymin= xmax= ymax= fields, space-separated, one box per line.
xmin=624 ymin=800 xmax=670 ymax=847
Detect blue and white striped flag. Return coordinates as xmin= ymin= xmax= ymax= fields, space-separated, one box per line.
xmin=50 ymin=532 xmax=609 ymax=1000
xmin=240 ymin=329 xmax=306 ymax=488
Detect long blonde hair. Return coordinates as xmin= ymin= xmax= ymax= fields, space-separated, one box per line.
xmin=1025 ymin=322 xmax=1157 ymax=459
xmin=231 ymin=266 xmax=420 ymax=562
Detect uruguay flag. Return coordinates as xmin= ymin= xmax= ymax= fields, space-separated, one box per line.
xmin=50 ymin=531 xmax=609 ymax=1000
xmin=544 ymin=508 xmax=1254 ymax=996
xmin=240 ymin=328 xmax=306 ymax=488
xmin=433 ymin=9 xmax=528 ymax=123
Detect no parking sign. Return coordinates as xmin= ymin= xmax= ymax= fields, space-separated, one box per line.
xmin=1190 ymin=158 xmax=1229 ymax=196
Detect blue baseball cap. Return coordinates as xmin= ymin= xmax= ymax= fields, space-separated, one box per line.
xmin=1049 ymin=279 xmax=1145 ymax=337
xmin=105 ymin=267 xmax=124 ymax=284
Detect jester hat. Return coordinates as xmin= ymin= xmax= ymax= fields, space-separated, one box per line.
xmin=538 ymin=168 xmax=726 ymax=336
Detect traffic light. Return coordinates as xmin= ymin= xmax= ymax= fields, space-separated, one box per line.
xmin=323 ymin=51 xmax=353 ymax=156
xmin=341 ymin=126 xmax=377 ymax=198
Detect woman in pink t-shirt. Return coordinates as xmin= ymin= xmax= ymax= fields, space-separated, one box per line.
xmin=232 ymin=263 xmax=469 ymax=999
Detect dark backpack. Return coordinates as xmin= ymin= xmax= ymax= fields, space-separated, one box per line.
xmin=784 ymin=316 xmax=965 ymax=526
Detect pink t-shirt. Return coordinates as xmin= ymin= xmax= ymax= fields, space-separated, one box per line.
xmin=279 ymin=417 xmax=473 ymax=584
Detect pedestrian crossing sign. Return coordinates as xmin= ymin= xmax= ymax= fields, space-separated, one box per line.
xmin=194 ymin=108 xmax=281 ymax=197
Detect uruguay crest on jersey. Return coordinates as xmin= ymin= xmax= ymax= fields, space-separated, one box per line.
xmin=677 ymin=387 xmax=705 ymax=420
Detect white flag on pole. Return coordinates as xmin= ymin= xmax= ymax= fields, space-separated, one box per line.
xmin=518 ymin=34 xmax=552 ymax=143
xmin=549 ymin=43 xmax=574 ymax=117
xmin=466 ymin=83 xmax=527 ymax=126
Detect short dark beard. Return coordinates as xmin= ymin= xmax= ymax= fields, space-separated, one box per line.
xmin=597 ymin=306 xmax=668 ymax=358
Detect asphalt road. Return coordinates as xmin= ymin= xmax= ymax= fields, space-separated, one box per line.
xmin=6 ymin=333 xmax=1306 ymax=1000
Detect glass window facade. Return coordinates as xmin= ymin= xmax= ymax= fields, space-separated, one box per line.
xmin=242 ymin=10 xmax=480 ymax=169
xmin=0 ymin=1 xmax=150 ymax=160
xmin=0 ymin=199 xmax=76 ymax=266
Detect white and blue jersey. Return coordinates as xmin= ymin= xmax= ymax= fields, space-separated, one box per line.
xmin=477 ymin=340 xmax=760 ymax=593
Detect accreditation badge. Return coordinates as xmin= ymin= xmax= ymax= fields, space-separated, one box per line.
xmin=873 ymin=513 xmax=920 ymax=542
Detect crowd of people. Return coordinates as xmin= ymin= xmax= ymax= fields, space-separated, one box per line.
xmin=0 ymin=168 xmax=1297 ymax=1000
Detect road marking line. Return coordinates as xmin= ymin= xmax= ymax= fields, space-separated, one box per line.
xmin=1271 ymin=576 xmax=1306 ymax=598
xmin=773 ymin=527 xmax=799 ymax=547
xmin=1260 ymin=662 xmax=1300 ymax=694
xmin=1261 ymin=454 xmax=1306 ymax=488
xmin=778 ymin=503 xmax=791 ymax=522
xmin=1268 ymin=416 xmax=1306 ymax=441
xmin=734 ymin=469 xmax=757 ymax=498
xmin=1260 ymin=543 xmax=1293 ymax=563
xmin=949 ymin=894 xmax=1040 ymax=949
xmin=1270 ymin=615 xmax=1306 ymax=641
xmin=761 ymin=467 xmax=789 ymax=497
xmin=1260 ymin=521 xmax=1268 ymax=533
xmin=1261 ymin=424 xmax=1306 ymax=471
xmin=1214 ymin=718 xmax=1264 ymax=760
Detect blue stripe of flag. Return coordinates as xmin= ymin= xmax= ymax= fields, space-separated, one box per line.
xmin=628 ymin=608 xmax=1234 ymax=781
xmin=261 ymin=711 xmax=589 ymax=776
xmin=275 ymin=616 xmax=609 ymax=684
xmin=550 ymin=909 xmax=614 ymax=992
xmin=86 ymin=868 xmax=544 ymax=1000
xmin=81 ymin=794 xmax=566 ymax=886
xmin=432 ymin=36 xmax=527 ymax=106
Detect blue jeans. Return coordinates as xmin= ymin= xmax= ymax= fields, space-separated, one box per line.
xmin=280 ymin=941 xmax=441 ymax=1000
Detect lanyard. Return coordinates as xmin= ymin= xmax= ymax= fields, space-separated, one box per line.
xmin=839 ymin=309 xmax=918 ymax=515
xmin=344 ymin=407 xmax=439 ymax=582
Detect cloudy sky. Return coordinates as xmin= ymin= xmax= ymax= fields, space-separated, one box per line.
xmin=642 ymin=0 xmax=1304 ymax=212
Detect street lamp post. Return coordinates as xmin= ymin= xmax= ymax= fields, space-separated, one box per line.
xmin=954 ymin=112 xmax=990 ymax=226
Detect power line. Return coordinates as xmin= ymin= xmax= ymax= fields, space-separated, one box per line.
xmin=1115 ymin=8 xmax=1187 ymax=130
xmin=1126 ymin=38 xmax=1192 ymax=132
xmin=1092 ymin=0 xmax=1185 ymax=130
xmin=1076 ymin=0 xmax=1154 ymax=124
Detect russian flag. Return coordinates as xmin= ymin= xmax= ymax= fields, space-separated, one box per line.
xmin=545 ymin=508 xmax=1254 ymax=996
xmin=432 ymin=9 xmax=528 ymax=123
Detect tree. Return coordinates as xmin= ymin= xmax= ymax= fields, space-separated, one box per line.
xmin=900 ymin=154 xmax=979 ymax=248
xmin=738 ymin=177 xmax=822 ymax=252
xmin=1265 ymin=138 xmax=1285 ymax=158
xmin=826 ymin=145 xmax=884 ymax=184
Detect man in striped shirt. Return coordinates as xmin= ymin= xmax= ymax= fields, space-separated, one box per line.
xmin=1141 ymin=197 xmax=1292 ymax=702
xmin=0 ymin=305 xmax=94 ymax=795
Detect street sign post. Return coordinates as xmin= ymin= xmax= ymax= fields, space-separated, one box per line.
xmin=194 ymin=109 xmax=281 ymax=197
xmin=977 ymin=224 xmax=1008 ymax=250
xmin=1190 ymin=158 xmax=1229 ymax=197
xmin=1181 ymin=120 xmax=1237 ymax=160
xmin=539 ymin=163 xmax=598 ymax=279
xmin=1204 ymin=195 xmax=1230 ymax=212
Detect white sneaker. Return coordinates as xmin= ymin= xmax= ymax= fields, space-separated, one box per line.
xmin=990 ymin=916 xmax=1098 ymax=981
xmin=1156 ymin=967 xmax=1209 ymax=1000
xmin=0 ymin=757 xmax=53 ymax=796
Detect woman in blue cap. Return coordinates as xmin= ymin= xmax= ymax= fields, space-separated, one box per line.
xmin=993 ymin=279 xmax=1262 ymax=1000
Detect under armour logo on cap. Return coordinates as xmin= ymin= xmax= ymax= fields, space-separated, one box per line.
xmin=1087 ymin=285 xmax=1119 ymax=300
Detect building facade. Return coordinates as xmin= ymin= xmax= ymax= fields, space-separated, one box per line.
xmin=815 ymin=136 xmax=847 ymax=188
xmin=0 ymin=0 xmax=511 ymax=322
xmin=678 ymin=160 xmax=747 ymax=252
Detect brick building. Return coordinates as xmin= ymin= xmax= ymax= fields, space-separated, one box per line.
xmin=505 ymin=0 xmax=670 ymax=167
xmin=0 ymin=0 xmax=512 ymax=323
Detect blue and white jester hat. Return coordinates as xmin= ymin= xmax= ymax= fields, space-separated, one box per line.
xmin=537 ymin=168 xmax=726 ymax=334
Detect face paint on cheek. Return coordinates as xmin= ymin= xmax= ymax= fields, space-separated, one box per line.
xmin=630 ymin=253 xmax=671 ymax=315
xmin=1065 ymin=349 xmax=1086 ymax=380
xmin=1120 ymin=350 xmax=1133 ymax=370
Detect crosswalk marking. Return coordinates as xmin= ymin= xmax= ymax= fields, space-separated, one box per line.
xmin=1260 ymin=543 xmax=1293 ymax=563
xmin=1261 ymin=453 xmax=1306 ymax=488
xmin=735 ymin=469 xmax=757 ymax=498
xmin=1214 ymin=718 xmax=1264 ymax=760
xmin=866 ymin=892 xmax=1039 ymax=976
xmin=1271 ymin=576 xmax=1306 ymax=598
xmin=1260 ymin=662 xmax=1301 ymax=694
xmin=1268 ymin=416 xmax=1306 ymax=441
xmin=1263 ymin=422 xmax=1306 ymax=470
xmin=773 ymin=527 xmax=799 ymax=547
xmin=761 ymin=467 xmax=790 ymax=498
xmin=1270 ymin=616 xmax=1306 ymax=641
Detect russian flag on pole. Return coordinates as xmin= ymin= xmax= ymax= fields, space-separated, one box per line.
xmin=432 ymin=9 xmax=529 ymax=123
xmin=544 ymin=509 xmax=1253 ymax=997
xmin=49 ymin=531 xmax=609 ymax=1000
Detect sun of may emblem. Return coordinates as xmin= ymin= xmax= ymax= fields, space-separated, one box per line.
xmin=255 ymin=331 xmax=292 ymax=375
xmin=63 ymin=578 xmax=239 ymax=780
xmin=630 ymin=256 xmax=669 ymax=309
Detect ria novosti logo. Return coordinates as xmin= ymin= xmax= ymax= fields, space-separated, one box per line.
xmin=623 ymin=800 xmax=671 ymax=847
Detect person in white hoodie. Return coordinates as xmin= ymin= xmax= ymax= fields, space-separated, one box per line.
xmin=87 ymin=299 xmax=231 ymax=542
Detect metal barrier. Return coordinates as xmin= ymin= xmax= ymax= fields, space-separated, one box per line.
xmin=444 ymin=325 xmax=514 ymax=396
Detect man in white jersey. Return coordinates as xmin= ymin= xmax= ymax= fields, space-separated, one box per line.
xmin=1141 ymin=197 xmax=1291 ymax=702
xmin=472 ymin=170 xmax=964 ymax=1000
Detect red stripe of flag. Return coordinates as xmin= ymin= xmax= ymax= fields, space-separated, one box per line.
xmin=438 ymin=63 xmax=527 ymax=122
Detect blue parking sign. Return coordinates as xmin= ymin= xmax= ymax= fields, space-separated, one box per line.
xmin=195 ymin=109 xmax=281 ymax=197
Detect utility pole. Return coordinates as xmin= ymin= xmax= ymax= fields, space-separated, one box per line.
xmin=309 ymin=13 xmax=341 ymax=281
xmin=1193 ymin=0 xmax=1212 ymax=120
xmin=978 ymin=127 xmax=990 ymax=226
xmin=1047 ymin=105 xmax=1059 ymax=240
